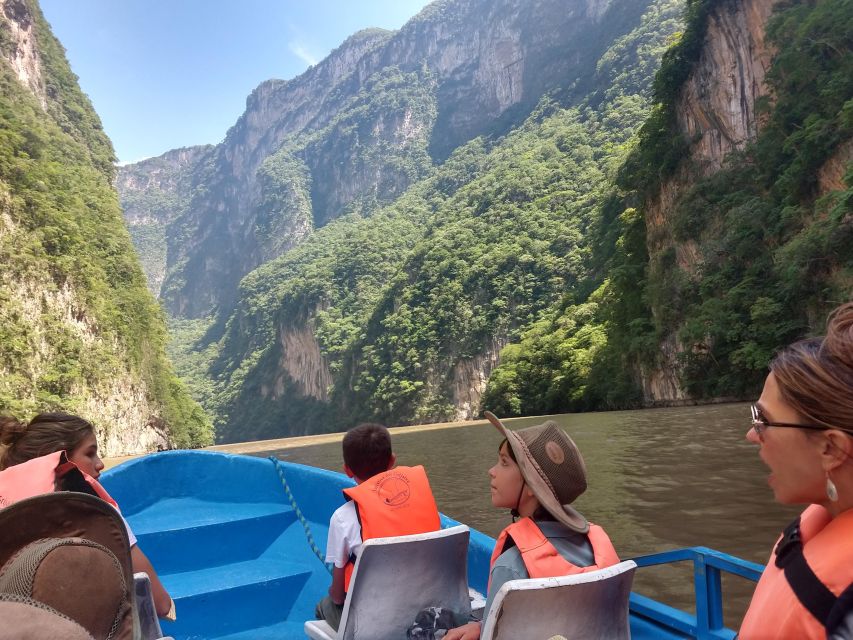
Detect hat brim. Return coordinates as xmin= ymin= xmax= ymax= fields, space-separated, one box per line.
xmin=0 ymin=492 xmax=133 ymax=578
xmin=485 ymin=411 xmax=589 ymax=534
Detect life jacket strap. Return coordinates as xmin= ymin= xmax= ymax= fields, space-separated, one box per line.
xmin=775 ymin=516 xmax=848 ymax=628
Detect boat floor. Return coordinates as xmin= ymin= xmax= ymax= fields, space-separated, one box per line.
xmin=130 ymin=496 xmax=330 ymax=639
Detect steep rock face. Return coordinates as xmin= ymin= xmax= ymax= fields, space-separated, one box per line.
xmin=676 ymin=0 xmax=776 ymax=172
xmin=818 ymin=139 xmax=853 ymax=194
xmin=117 ymin=146 xmax=212 ymax=295
xmin=0 ymin=0 xmax=211 ymax=453
xmin=268 ymin=323 xmax=332 ymax=402
xmin=0 ymin=0 xmax=45 ymax=108
xmin=640 ymin=0 xmax=779 ymax=402
xmin=156 ymin=31 xmax=393 ymax=318
xmin=122 ymin=0 xmax=636 ymax=319
xmin=637 ymin=0 xmax=853 ymax=404
xmin=451 ymin=337 xmax=507 ymax=420
xmin=0 ymin=212 xmax=169 ymax=455
xmin=646 ymin=0 xmax=778 ymax=256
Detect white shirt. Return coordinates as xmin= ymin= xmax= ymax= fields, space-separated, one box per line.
xmin=324 ymin=501 xmax=362 ymax=569
xmin=120 ymin=513 xmax=138 ymax=547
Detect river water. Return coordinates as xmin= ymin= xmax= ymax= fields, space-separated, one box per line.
xmin=256 ymin=403 xmax=798 ymax=628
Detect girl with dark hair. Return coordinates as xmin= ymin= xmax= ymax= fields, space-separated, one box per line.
xmin=0 ymin=412 xmax=174 ymax=619
xmin=740 ymin=302 xmax=853 ymax=639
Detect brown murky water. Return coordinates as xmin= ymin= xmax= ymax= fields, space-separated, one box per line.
xmin=255 ymin=403 xmax=798 ymax=628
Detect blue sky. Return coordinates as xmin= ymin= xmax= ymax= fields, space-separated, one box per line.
xmin=39 ymin=0 xmax=433 ymax=163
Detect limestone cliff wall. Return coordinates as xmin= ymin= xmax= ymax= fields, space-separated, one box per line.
xmin=451 ymin=337 xmax=508 ymax=420
xmin=124 ymin=0 xmax=626 ymax=319
xmin=0 ymin=210 xmax=169 ymax=455
xmin=641 ymin=0 xmax=778 ymax=402
xmin=266 ymin=322 xmax=332 ymax=402
xmin=639 ymin=0 xmax=847 ymax=403
xmin=0 ymin=0 xmax=45 ymax=108
xmin=117 ymin=146 xmax=212 ymax=295
xmin=0 ymin=0 xmax=208 ymax=454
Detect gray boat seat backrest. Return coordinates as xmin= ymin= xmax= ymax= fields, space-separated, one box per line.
xmin=134 ymin=572 xmax=164 ymax=640
xmin=480 ymin=559 xmax=637 ymax=640
xmin=339 ymin=524 xmax=472 ymax=640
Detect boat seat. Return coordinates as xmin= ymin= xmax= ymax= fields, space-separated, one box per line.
xmin=135 ymin=572 xmax=172 ymax=640
xmin=480 ymin=559 xmax=637 ymax=640
xmin=304 ymin=525 xmax=472 ymax=640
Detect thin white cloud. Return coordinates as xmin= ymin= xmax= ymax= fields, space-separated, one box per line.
xmin=289 ymin=42 xmax=319 ymax=67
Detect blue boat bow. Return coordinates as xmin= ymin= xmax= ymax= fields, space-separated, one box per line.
xmin=102 ymin=450 xmax=761 ymax=639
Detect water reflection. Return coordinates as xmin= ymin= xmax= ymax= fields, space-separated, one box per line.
xmin=259 ymin=403 xmax=799 ymax=626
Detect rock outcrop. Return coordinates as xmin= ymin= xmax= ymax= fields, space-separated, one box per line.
xmin=0 ymin=0 xmax=211 ymax=453
xmin=0 ymin=0 xmax=45 ymax=108
xmin=120 ymin=0 xmax=644 ymax=319
xmin=639 ymin=0 xmax=849 ymax=403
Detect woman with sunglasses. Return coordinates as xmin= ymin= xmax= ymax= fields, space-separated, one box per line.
xmin=739 ymin=302 xmax=853 ymax=639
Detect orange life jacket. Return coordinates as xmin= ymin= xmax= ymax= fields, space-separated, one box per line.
xmin=740 ymin=504 xmax=853 ymax=639
xmin=342 ymin=465 xmax=440 ymax=591
xmin=0 ymin=451 xmax=118 ymax=510
xmin=489 ymin=517 xmax=619 ymax=588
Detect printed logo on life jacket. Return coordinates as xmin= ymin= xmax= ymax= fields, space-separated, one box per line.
xmin=375 ymin=471 xmax=411 ymax=507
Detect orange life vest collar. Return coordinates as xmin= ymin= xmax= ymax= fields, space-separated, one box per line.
xmin=0 ymin=451 xmax=118 ymax=510
xmin=740 ymin=505 xmax=853 ymax=639
xmin=489 ymin=517 xmax=619 ymax=588
xmin=341 ymin=465 xmax=440 ymax=591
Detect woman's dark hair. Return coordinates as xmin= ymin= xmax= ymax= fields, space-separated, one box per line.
xmin=771 ymin=302 xmax=853 ymax=432
xmin=0 ymin=412 xmax=95 ymax=470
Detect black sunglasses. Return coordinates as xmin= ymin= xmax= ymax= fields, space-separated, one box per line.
xmin=750 ymin=404 xmax=829 ymax=440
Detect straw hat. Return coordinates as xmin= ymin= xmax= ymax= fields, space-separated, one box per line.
xmin=485 ymin=411 xmax=589 ymax=534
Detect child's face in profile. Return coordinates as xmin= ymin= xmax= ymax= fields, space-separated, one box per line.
xmin=69 ymin=432 xmax=104 ymax=480
xmin=488 ymin=442 xmax=524 ymax=509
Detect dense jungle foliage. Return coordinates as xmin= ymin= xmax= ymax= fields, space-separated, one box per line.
xmin=166 ymin=0 xmax=685 ymax=441
xmin=486 ymin=0 xmax=852 ymax=415
xmin=0 ymin=1 xmax=211 ymax=446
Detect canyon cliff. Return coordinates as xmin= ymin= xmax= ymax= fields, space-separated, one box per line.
xmin=637 ymin=0 xmax=851 ymax=402
xmin=0 ymin=0 xmax=211 ymax=453
xmin=117 ymin=0 xmax=850 ymax=440
xmin=122 ymin=0 xmax=655 ymax=319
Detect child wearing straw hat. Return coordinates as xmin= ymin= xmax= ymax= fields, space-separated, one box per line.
xmin=444 ymin=412 xmax=620 ymax=640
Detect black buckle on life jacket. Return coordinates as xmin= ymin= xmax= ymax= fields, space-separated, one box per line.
xmin=774 ymin=518 xmax=802 ymax=568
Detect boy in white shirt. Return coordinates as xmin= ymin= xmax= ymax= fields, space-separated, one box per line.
xmin=315 ymin=423 xmax=440 ymax=630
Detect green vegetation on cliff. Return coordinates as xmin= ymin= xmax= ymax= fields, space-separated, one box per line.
xmin=167 ymin=0 xmax=684 ymax=441
xmin=0 ymin=0 xmax=211 ymax=447
xmin=610 ymin=0 xmax=852 ymax=399
xmin=163 ymin=0 xmax=850 ymax=441
xmin=487 ymin=0 xmax=851 ymax=415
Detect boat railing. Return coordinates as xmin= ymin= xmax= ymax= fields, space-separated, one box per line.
xmin=628 ymin=546 xmax=764 ymax=640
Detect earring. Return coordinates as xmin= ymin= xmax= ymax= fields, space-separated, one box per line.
xmin=826 ymin=473 xmax=839 ymax=502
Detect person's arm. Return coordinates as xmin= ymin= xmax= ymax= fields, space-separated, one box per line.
xmin=443 ymin=621 xmax=482 ymax=640
xmin=324 ymin=502 xmax=360 ymax=605
xmin=445 ymin=550 xmax=522 ymax=640
xmin=131 ymin=546 xmax=173 ymax=618
xmin=329 ymin=566 xmax=346 ymax=605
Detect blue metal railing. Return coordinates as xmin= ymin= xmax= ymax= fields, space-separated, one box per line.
xmin=629 ymin=547 xmax=764 ymax=639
